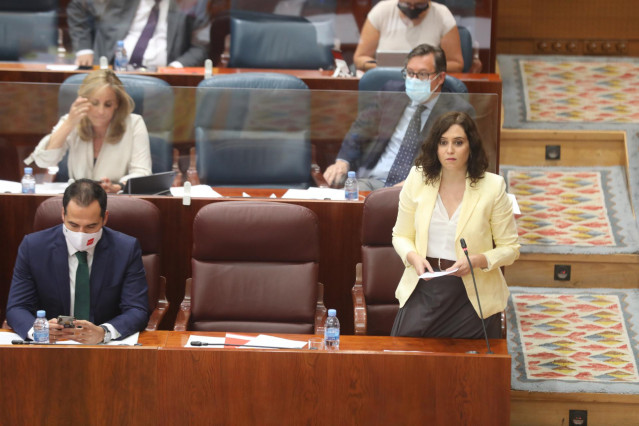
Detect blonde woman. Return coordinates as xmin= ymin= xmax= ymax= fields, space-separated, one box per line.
xmin=27 ymin=69 xmax=151 ymax=193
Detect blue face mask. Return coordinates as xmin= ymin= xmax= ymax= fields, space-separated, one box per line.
xmin=405 ymin=76 xmax=438 ymax=104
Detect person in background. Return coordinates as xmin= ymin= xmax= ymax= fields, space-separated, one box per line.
xmin=6 ymin=179 xmax=149 ymax=344
xmin=67 ymin=0 xmax=210 ymax=69
xmin=391 ymin=111 xmax=519 ymax=338
xmin=354 ymin=0 xmax=464 ymax=72
xmin=25 ymin=69 xmax=152 ymax=193
xmin=323 ymin=44 xmax=473 ymax=190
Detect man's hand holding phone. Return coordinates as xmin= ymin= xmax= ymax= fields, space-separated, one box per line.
xmin=48 ymin=316 xmax=76 ymax=342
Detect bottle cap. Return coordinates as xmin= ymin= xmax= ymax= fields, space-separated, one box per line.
xmin=117 ymin=40 xmax=124 ymax=47
xmin=347 ymin=171 xmax=356 ymax=178
xmin=328 ymin=309 xmax=336 ymax=317
xmin=36 ymin=310 xmax=46 ymax=318
xmin=24 ymin=167 xmax=33 ymax=175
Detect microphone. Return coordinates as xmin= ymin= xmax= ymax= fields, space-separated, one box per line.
xmin=190 ymin=341 xmax=289 ymax=350
xmin=460 ymin=238 xmax=493 ymax=354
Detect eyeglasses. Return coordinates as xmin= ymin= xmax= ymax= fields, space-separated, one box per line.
xmin=398 ymin=2 xmax=429 ymax=8
xmin=401 ymin=69 xmax=437 ymax=81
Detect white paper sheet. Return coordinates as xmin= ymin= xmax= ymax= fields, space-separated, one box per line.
xmin=244 ymin=334 xmax=307 ymax=349
xmin=282 ymin=187 xmax=346 ymax=200
xmin=419 ymin=268 xmax=459 ymax=279
xmin=185 ymin=334 xmax=225 ymax=348
xmin=170 ymin=185 xmax=222 ymax=198
xmin=36 ymin=182 xmax=69 ymax=194
xmin=507 ymin=193 xmax=521 ymax=215
xmin=0 ymin=331 xmax=139 ymax=345
xmin=0 ymin=180 xmax=22 ymax=194
xmin=0 ymin=331 xmax=23 ymax=345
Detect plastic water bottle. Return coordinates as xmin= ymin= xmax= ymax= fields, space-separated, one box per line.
xmin=344 ymin=171 xmax=359 ymax=201
xmin=324 ymin=309 xmax=340 ymax=351
xmin=21 ymin=167 xmax=36 ymax=194
xmin=33 ymin=310 xmax=49 ymax=343
xmin=114 ymin=40 xmax=128 ymax=71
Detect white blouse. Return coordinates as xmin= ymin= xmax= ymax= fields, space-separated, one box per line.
xmin=426 ymin=193 xmax=460 ymax=261
xmin=26 ymin=114 xmax=152 ymax=184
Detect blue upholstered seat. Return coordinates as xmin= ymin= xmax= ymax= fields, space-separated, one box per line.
xmin=195 ymin=73 xmax=313 ymax=188
xmin=0 ymin=1 xmax=57 ymax=61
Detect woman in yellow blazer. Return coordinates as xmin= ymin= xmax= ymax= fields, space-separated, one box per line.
xmin=391 ymin=111 xmax=519 ymax=338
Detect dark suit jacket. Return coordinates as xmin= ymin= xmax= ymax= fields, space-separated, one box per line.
xmin=337 ymin=81 xmax=475 ymax=175
xmin=67 ymin=0 xmax=210 ymax=67
xmin=6 ymin=226 xmax=149 ymax=340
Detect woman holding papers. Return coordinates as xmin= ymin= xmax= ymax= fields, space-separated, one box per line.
xmin=26 ymin=69 xmax=151 ymax=193
xmin=391 ymin=111 xmax=519 ymax=338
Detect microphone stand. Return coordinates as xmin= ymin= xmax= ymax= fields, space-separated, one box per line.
xmin=460 ymin=238 xmax=493 ymax=354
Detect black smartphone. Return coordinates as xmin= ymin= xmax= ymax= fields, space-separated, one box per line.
xmin=57 ymin=315 xmax=76 ymax=328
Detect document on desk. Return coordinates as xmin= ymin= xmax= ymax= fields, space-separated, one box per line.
xmin=0 ymin=180 xmax=22 ymax=193
xmin=56 ymin=332 xmax=140 ymax=346
xmin=419 ymin=268 xmax=459 ymax=279
xmin=170 ymin=185 xmax=222 ymax=198
xmin=282 ymin=187 xmax=346 ymax=200
xmin=244 ymin=334 xmax=307 ymax=349
xmin=0 ymin=331 xmax=22 ymax=345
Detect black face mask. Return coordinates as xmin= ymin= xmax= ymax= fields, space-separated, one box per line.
xmin=397 ymin=3 xmax=429 ymax=20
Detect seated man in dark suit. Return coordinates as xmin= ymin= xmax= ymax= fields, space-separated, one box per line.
xmin=6 ymin=179 xmax=149 ymax=344
xmin=323 ymin=44 xmax=475 ymax=190
xmin=67 ymin=0 xmax=210 ymax=68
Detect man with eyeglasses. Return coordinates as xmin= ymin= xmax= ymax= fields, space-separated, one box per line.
xmin=324 ymin=44 xmax=474 ymax=190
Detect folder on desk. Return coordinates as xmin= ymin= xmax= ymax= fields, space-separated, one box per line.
xmin=123 ymin=171 xmax=176 ymax=195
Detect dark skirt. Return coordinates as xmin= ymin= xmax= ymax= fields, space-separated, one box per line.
xmin=390 ymin=275 xmax=501 ymax=339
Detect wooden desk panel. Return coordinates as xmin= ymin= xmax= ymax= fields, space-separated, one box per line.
xmin=0 ymin=330 xmax=167 ymax=426
xmin=160 ymin=332 xmax=510 ymax=425
xmin=0 ymin=193 xmax=363 ymax=334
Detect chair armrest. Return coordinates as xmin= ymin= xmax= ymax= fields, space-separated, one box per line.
xmin=352 ymin=263 xmax=368 ymax=335
xmin=173 ymin=278 xmax=192 ymax=331
xmin=314 ymin=282 xmax=328 ymax=335
xmin=146 ymin=275 xmax=170 ymax=331
xmin=2 ymin=319 xmax=11 ymax=330
xmin=311 ymin=163 xmax=329 ymax=188
xmin=186 ymin=147 xmax=200 ymax=185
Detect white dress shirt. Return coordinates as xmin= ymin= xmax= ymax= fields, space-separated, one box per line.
xmin=359 ymin=95 xmax=437 ymax=183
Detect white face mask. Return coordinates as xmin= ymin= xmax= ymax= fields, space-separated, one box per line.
xmin=405 ymin=75 xmax=440 ymax=104
xmin=63 ymin=224 xmax=103 ymax=252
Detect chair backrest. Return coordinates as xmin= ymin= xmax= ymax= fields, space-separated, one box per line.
xmin=360 ymin=186 xmax=403 ymax=335
xmin=457 ymin=25 xmax=473 ymax=73
xmin=228 ymin=12 xmax=333 ymax=69
xmin=33 ymin=196 xmax=163 ymax=313
xmin=190 ymin=201 xmax=320 ymax=333
xmin=56 ymin=73 xmax=174 ymax=180
xmin=0 ymin=7 xmax=57 ymax=61
xmin=358 ymin=67 xmax=468 ymax=94
xmin=195 ymin=73 xmax=312 ymax=188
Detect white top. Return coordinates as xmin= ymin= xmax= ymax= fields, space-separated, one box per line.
xmin=426 ymin=193 xmax=460 ymax=261
xmin=26 ymin=114 xmax=152 ymax=184
xmin=368 ymin=0 xmax=457 ymax=52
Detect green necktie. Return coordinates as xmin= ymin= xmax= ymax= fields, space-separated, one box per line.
xmin=74 ymin=251 xmax=90 ymax=321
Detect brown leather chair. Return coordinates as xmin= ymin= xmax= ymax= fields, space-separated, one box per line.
xmin=352 ymin=187 xmax=404 ymax=335
xmin=352 ymin=187 xmax=506 ymax=338
xmin=30 ymin=196 xmax=169 ymax=331
xmin=174 ymin=201 xmax=326 ymax=334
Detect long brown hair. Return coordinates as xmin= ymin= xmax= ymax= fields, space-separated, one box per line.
xmin=77 ymin=69 xmax=134 ymax=144
xmin=414 ymin=111 xmax=488 ymax=186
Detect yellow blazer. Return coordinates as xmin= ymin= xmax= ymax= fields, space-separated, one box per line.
xmin=392 ymin=167 xmax=520 ymax=318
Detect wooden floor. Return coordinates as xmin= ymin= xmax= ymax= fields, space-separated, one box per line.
xmin=501 ymin=128 xmax=639 ymax=425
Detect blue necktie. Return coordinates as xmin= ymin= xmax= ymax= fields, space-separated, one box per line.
xmin=75 ymin=251 xmax=90 ymax=321
xmin=385 ymin=104 xmax=427 ymax=187
xmin=129 ymin=0 xmax=161 ymax=68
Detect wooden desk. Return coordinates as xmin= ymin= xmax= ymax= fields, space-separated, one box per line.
xmin=0 ymin=192 xmax=364 ymax=334
xmin=0 ymin=330 xmax=509 ymax=425
xmin=159 ymin=332 xmax=511 ymax=425
xmin=0 ymin=330 xmax=168 ymax=426
xmin=0 ymin=62 xmax=501 ymax=94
